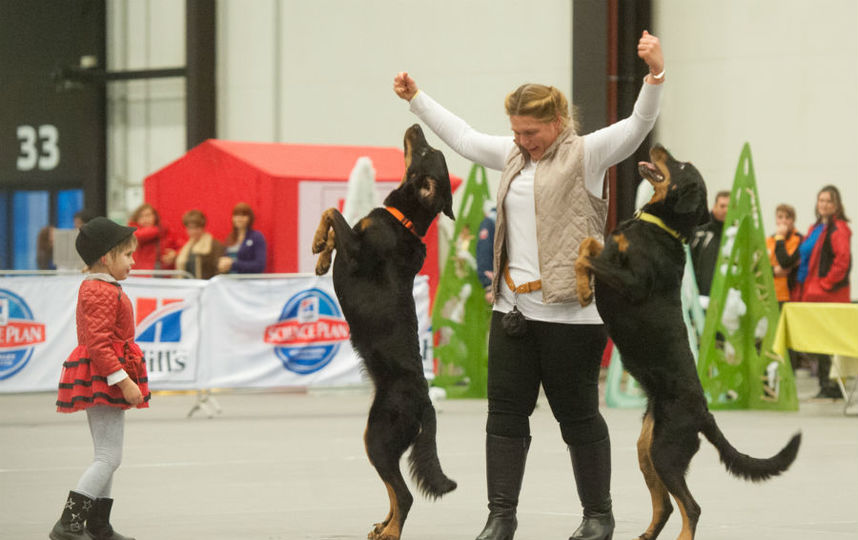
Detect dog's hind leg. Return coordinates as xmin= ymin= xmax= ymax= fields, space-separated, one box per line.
xmin=364 ymin=425 xmax=394 ymax=535
xmin=649 ymin=423 xmax=702 ymax=540
xmin=364 ymin=397 xmax=417 ymax=540
xmin=575 ymin=237 xmax=603 ymax=306
xmin=636 ymin=411 xmax=673 ymax=540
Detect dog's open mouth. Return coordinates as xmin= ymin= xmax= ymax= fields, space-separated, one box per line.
xmin=638 ymin=161 xmax=665 ymax=183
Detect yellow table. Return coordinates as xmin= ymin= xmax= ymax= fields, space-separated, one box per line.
xmin=772 ymin=302 xmax=858 ymax=414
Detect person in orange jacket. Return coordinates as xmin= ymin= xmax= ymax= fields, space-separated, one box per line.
xmin=766 ymin=204 xmax=803 ymax=305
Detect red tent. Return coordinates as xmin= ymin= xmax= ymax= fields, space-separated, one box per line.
xmin=144 ymin=139 xmax=461 ymax=299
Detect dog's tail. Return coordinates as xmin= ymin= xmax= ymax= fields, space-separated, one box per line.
xmin=408 ymin=403 xmax=457 ymax=499
xmin=701 ymin=413 xmax=801 ymax=482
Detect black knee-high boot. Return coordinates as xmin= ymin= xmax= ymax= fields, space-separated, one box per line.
xmin=475 ymin=434 xmax=531 ymax=540
xmin=49 ymin=491 xmax=94 ymax=540
xmin=86 ymin=498 xmax=136 ymax=540
xmin=568 ymin=437 xmax=614 ymax=540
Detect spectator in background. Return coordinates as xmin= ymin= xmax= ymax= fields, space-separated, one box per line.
xmin=476 ymin=203 xmax=497 ymax=304
xmin=218 ymin=202 xmax=267 ymax=274
xmin=128 ymin=203 xmax=179 ymax=272
xmin=74 ymin=210 xmax=95 ymax=229
xmin=175 ymin=209 xmax=224 ymax=279
xmin=36 ymin=226 xmax=55 ymax=270
xmin=690 ymin=190 xmax=730 ymax=298
xmin=796 ymin=185 xmax=852 ymax=399
xmin=36 ymin=210 xmax=95 ymax=270
xmin=766 ymin=203 xmax=803 ymax=305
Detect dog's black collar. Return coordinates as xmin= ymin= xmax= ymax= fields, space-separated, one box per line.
xmin=635 ymin=211 xmax=686 ymax=243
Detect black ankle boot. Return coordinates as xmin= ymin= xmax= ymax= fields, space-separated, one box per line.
xmin=815 ymin=355 xmax=843 ymax=399
xmin=568 ymin=437 xmax=614 ymax=540
xmin=49 ymin=491 xmax=94 ymax=540
xmin=86 ymin=498 xmax=136 ymax=540
xmin=475 ymin=434 xmax=531 ymax=540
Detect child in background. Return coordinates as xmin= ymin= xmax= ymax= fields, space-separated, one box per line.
xmin=51 ymin=217 xmax=150 ymax=540
xmin=766 ymin=204 xmax=803 ymax=304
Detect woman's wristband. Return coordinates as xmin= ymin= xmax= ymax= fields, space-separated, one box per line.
xmin=651 ymin=69 xmax=665 ymax=80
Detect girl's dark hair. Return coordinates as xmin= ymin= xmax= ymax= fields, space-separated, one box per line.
xmin=226 ymin=202 xmax=255 ymax=246
xmin=815 ymin=185 xmax=850 ymax=224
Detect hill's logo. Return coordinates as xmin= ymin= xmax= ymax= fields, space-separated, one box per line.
xmin=0 ymin=289 xmax=46 ymax=380
xmin=135 ymin=297 xmax=188 ymax=375
xmin=264 ymin=288 xmax=350 ymax=374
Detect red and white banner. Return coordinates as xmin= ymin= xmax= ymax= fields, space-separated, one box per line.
xmin=0 ymin=274 xmax=432 ymax=393
xmin=0 ymin=276 xmax=79 ymax=392
xmin=122 ymin=278 xmax=205 ymax=389
xmin=198 ymin=274 xmax=433 ymax=388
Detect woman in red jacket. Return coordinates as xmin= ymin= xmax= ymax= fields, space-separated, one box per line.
xmin=51 ymin=217 xmax=150 ymax=540
xmin=128 ymin=203 xmax=178 ymax=272
xmin=796 ymin=185 xmax=852 ymax=399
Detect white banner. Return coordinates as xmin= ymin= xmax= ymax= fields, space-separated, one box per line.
xmin=198 ymin=274 xmax=433 ymax=389
xmin=121 ymin=277 xmax=206 ymax=390
xmin=0 ymin=274 xmax=432 ymax=393
xmin=0 ymin=276 xmax=80 ymax=392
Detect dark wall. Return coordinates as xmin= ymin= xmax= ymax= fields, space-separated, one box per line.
xmin=0 ymin=0 xmax=106 ymax=210
xmin=572 ymin=0 xmax=652 ymax=230
xmin=0 ymin=0 xmax=106 ymax=268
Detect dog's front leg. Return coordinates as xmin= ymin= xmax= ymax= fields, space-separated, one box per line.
xmin=312 ymin=208 xmax=359 ymax=275
xmin=575 ymin=237 xmax=603 ymax=306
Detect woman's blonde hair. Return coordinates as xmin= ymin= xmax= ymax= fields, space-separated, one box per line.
xmin=504 ymin=84 xmax=577 ymax=132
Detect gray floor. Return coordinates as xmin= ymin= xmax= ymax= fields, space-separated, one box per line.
xmin=1 ymin=372 xmax=856 ymax=540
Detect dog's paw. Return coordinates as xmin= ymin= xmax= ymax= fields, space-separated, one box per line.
xmin=367 ymin=529 xmax=397 ymax=540
xmin=577 ymin=282 xmax=594 ymax=306
xmin=311 ymin=231 xmax=328 ymax=254
xmin=315 ymin=251 xmax=332 ymax=275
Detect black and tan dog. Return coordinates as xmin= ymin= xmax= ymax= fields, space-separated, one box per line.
xmin=575 ymin=144 xmax=800 ymax=540
xmin=312 ymin=124 xmax=456 ymax=540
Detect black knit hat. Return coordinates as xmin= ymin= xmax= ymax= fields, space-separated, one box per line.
xmin=75 ymin=217 xmax=137 ymax=266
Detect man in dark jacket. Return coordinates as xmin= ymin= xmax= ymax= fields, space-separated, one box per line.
xmin=690 ymin=190 xmax=730 ymax=297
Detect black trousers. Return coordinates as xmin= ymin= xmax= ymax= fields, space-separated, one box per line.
xmin=487 ymin=311 xmax=609 ymax=446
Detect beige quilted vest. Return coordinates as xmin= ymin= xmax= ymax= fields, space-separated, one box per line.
xmin=491 ymin=128 xmax=608 ymax=304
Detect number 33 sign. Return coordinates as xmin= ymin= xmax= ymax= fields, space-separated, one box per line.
xmin=17 ymin=124 xmax=60 ymax=171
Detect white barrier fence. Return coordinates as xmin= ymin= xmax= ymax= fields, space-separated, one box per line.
xmin=0 ymin=274 xmax=433 ymax=393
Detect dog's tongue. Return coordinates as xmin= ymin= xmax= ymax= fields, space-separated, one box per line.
xmin=638 ymin=161 xmax=657 ymax=173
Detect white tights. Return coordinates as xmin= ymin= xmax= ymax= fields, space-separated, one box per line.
xmin=74 ymin=405 xmax=124 ymax=499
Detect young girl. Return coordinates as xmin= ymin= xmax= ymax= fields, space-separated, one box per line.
xmin=51 ymin=217 xmax=150 ymax=540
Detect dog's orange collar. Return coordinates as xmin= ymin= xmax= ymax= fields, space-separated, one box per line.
xmin=385 ymin=206 xmax=420 ymax=237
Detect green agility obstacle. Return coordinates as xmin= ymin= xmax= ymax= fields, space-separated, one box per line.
xmin=431 ymin=164 xmax=493 ymax=398
xmin=696 ymin=143 xmax=798 ymax=411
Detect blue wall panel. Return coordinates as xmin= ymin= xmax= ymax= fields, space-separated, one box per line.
xmin=12 ymin=191 xmax=49 ymax=270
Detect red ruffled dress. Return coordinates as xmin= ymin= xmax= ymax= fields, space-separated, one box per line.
xmin=56 ymin=277 xmax=150 ymax=413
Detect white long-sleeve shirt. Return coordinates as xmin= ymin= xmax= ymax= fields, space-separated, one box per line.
xmin=409 ymin=81 xmax=662 ymax=323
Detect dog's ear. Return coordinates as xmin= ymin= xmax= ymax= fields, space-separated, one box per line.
xmin=419 ymin=176 xmax=455 ymax=220
xmin=674 ymin=180 xmax=707 ymax=219
xmin=418 ymin=176 xmax=439 ymax=211
xmin=443 ymin=199 xmax=455 ymax=220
